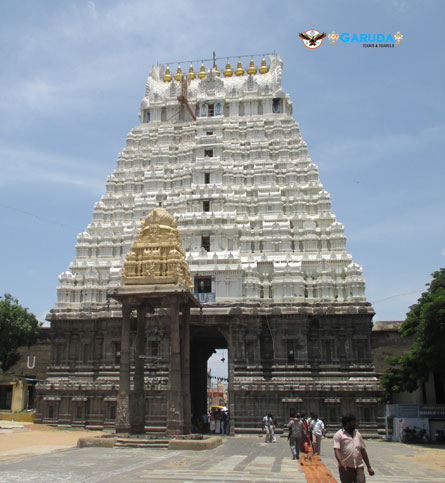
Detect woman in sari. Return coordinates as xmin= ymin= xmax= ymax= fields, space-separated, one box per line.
xmin=300 ymin=413 xmax=311 ymax=454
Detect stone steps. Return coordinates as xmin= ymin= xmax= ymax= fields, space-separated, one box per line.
xmin=115 ymin=438 xmax=169 ymax=449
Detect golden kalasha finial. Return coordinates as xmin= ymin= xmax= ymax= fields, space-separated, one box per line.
xmin=259 ymin=58 xmax=269 ymax=74
xmin=223 ymin=61 xmax=233 ymax=77
xmin=235 ymin=60 xmax=244 ymax=76
xmin=198 ymin=63 xmax=207 ymax=79
xmin=163 ymin=65 xmax=172 ymax=82
xmin=213 ymin=63 xmax=220 ymax=76
xmin=188 ymin=64 xmax=196 ymax=80
xmin=247 ymin=59 xmax=257 ymax=75
xmin=174 ymin=65 xmax=183 ymax=81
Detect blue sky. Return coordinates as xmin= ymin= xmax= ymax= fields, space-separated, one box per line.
xmin=1 ymin=0 xmax=444 ymax=364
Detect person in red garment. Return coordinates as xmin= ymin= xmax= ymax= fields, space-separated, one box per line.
xmin=299 ymin=413 xmax=311 ymax=454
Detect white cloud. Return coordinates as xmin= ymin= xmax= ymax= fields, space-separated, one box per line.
xmin=391 ymin=0 xmax=411 ymax=13
xmin=441 ymin=248 xmax=445 ymax=256
xmin=317 ymin=124 xmax=445 ymax=171
xmin=0 ymin=144 xmax=107 ymax=194
xmin=87 ymin=1 xmax=98 ymax=20
xmin=348 ymin=199 xmax=445 ymax=242
xmin=0 ymin=0 xmax=213 ymax=124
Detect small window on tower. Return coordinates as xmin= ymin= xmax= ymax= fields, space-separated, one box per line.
xmin=287 ymin=340 xmax=296 ymax=364
xmin=272 ymin=98 xmax=281 ymax=114
xmin=201 ymin=236 xmax=210 ymax=251
xmin=203 ymin=200 xmax=210 ymax=212
xmin=204 ymin=149 xmax=213 ymax=157
xmin=195 ymin=277 xmax=212 ymax=293
xmin=204 ymin=172 xmax=210 ymax=184
xmin=208 ymin=104 xmax=214 ymax=117
xmin=145 ymin=111 xmax=150 ymax=122
xmin=206 ymin=131 xmax=213 ymax=136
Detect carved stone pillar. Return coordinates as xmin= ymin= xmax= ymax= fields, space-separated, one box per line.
xmin=181 ymin=304 xmax=191 ymax=434
xmin=227 ymin=325 xmax=236 ymax=436
xmin=167 ymin=299 xmax=184 ymax=434
xmin=116 ymin=304 xmax=131 ymax=433
xmin=132 ymin=305 xmax=146 ymax=434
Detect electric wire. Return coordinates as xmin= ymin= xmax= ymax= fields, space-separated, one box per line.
xmin=0 ymin=202 xmax=79 ymax=230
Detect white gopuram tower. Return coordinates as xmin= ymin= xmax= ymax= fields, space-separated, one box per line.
xmin=38 ymin=54 xmax=381 ymax=435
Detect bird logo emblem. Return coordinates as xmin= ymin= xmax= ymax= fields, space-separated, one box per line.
xmin=299 ymin=29 xmax=326 ymax=49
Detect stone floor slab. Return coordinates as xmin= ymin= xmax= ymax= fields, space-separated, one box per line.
xmin=0 ymin=436 xmax=443 ymax=482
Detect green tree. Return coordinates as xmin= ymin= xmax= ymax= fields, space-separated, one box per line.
xmin=0 ymin=294 xmax=40 ymax=373
xmin=380 ymin=268 xmax=445 ymax=401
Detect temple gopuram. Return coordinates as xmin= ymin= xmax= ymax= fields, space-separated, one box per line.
xmin=36 ymin=54 xmax=382 ymax=435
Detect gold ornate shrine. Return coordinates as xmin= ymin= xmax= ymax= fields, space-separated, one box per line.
xmin=122 ymin=207 xmax=193 ymax=290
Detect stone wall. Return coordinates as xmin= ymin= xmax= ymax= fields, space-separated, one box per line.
xmin=0 ymin=328 xmax=51 ymax=412
xmin=11 ymin=327 xmax=51 ymax=380
xmin=371 ymin=321 xmax=413 ymax=376
xmin=35 ymin=305 xmax=383 ymax=435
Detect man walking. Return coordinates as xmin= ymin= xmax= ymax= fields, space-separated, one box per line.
xmin=310 ymin=414 xmax=325 ymax=455
xmin=287 ymin=413 xmax=304 ymax=461
xmin=333 ymin=414 xmax=375 ymax=482
xmin=263 ymin=412 xmax=275 ymax=443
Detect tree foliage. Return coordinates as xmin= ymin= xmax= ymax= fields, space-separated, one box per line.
xmin=0 ymin=294 xmax=40 ymax=372
xmin=380 ymin=268 xmax=445 ymax=401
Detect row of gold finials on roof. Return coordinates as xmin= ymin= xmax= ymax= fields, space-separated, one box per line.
xmin=163 ymin=58 xmax=269 ymax=82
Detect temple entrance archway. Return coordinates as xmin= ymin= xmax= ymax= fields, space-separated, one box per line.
xmin=190 ymin=325 xmax=228 ymax=427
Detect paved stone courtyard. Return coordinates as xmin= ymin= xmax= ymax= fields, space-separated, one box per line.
xmin=0 ymin=434 xmax=444 ymax=482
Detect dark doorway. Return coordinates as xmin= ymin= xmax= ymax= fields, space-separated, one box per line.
xmin=190 ymin=324 xmax=228 ymax=430
xmin=27 ymin=383 xmax=36 ymax=409
xmin=0 ymin=385 xmax=12 ymax=410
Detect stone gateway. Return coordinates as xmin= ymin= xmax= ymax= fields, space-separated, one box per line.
xmin=36 ymin=54 xmax=381 ymax=435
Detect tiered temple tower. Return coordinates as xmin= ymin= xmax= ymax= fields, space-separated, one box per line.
xmin=37 ymin=54 xmax=381 ymax=434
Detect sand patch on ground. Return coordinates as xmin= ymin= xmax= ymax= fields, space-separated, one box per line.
xmin=0 ymin=423 xmax=105 ymax=459
xmin=396 ymin=447 xmax=445 ymax=473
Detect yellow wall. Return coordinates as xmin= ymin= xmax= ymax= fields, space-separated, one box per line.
xmin=0 ymin=411 xmax=35 ymax=422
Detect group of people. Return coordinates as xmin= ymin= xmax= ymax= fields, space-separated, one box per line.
xmin=283 ymin=412 xmax=375 ymax=482
xmin=197 ymin=408 xmax=229 ymax=434
xmin=285 ymin=412 xmax=325 ymax=460
xmin=200 ymin=408 xmax=375 ymax=482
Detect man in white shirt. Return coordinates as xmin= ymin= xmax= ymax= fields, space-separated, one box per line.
xmin=333 ymin=414 xmax=375 ymax=482
xmin=263 ymin=413 xmax=275 ymax=443
xmin=310 ymin=415 xmax=325 ymax=455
